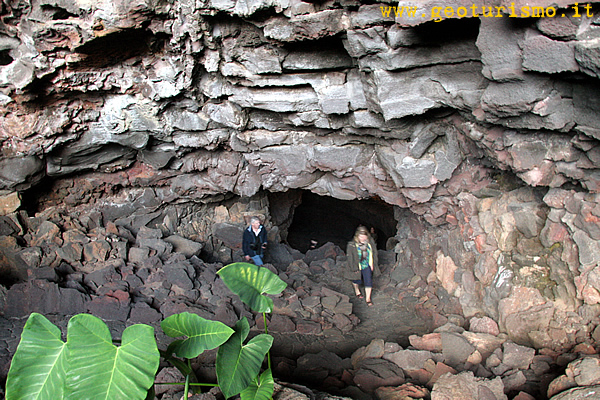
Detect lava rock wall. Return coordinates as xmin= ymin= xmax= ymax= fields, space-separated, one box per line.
xmin=2 ymin=0 xmax=600 ymax=353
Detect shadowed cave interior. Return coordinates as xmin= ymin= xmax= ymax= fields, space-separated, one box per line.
xmin=284 ymin=191 xmax=397 ymax=253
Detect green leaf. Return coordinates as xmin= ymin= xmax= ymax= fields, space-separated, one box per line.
xmin=161 ymin=312 xmax=234 ymax=359
xmin=217 ymin=262 xmax=287 ymax=312
xmin=216 ymin=318 xmax=273 ymax=399
xmin=6 ymin=313 xmax=68 ymax=400
xmin=240 ymin=369 xmax=275 ymax=400
xmin=66 ymin=314 xmax=159 ymax=400
xmin=160 ymin=346 xmax=193 ymax=377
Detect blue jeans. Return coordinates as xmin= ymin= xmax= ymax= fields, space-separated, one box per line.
xmin=251 ymin=255 xmax=264 ymax=266
xmin=352 ymin=267 xmax=373 ymax=288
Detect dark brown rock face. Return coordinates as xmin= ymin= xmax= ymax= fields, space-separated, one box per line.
xmin=2 ymin=0 xmax=600 ymax=398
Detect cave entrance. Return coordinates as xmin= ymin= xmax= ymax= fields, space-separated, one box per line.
xmin=285 ymin=191 xmax=397 ymax=253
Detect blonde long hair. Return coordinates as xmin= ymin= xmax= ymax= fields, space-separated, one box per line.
xmin=353 ymin=226 xmax=372 ymax=244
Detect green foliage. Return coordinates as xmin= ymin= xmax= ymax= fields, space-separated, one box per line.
xmin=6 ymin=313 xmax=160 ymax=400
xmin=216 ymin=318 xmax=273 ymax=399
xmin=217 ymin=262 xmax=287 ymax=313
xmin=6 ymin=262 xmax=287 ymax=400
xmin=6 ymin=313 xmax=68 ymax=400
xmin=161 ymin=312 xmax=234 ymax=359
xmin=241 ymin=369 xmax=275 ymax=400
xmin=66 ymin=314 xmax=160 ymax=400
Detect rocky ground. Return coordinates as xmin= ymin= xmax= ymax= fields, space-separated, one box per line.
xmin=1 ymin=202 xmax=600 ymax=400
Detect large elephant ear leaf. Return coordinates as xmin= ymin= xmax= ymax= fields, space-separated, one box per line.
xmin=217 ymin=262 xmax=287 ymax=312
xmin=240 ymin=368 xmax=275 ymax=400
xmin=161 ymin=312 xmax=234 ymax=359
xmin=66 ymin=314 xmax=159 ymax=400
xmin=6 ymin=313 xmax=68 ymax=400
xmin=216 ymin=318 xmax=274 ymax=399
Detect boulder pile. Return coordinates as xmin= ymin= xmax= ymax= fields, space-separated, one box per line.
xmin=0 ymin=202 xmax=367 ymax=396
xmin=278 ymin=319 xmax=600 ymax=400
xmin=0 ymin=200 xmax=599 ymax=400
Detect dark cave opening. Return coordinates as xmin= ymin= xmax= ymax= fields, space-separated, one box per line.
xmin=0 ymin=50 xmax=13 ymax=66
xmin=285 ymin=191 xmax=397 ymax=253
xmin=71 ymin=28 xmax=156 ymax=69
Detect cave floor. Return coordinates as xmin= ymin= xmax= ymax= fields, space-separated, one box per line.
xmin=346 ymin=289 xmax=430 ymax=350
xmin=270 ymin=280 xmax=431 ymax=360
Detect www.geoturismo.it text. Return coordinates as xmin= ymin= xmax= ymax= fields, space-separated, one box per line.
xmin=380 ymin=2 xmax=594 ymax=22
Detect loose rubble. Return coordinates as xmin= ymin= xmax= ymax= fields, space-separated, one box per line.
xmin=1 ymin=199 xmax=600 ymax=400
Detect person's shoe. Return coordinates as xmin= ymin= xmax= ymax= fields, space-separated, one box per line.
xmin=366 ymin=300 xmax=374 ymax=306
xmin=356 ymin=293 xmax=364 ymax=299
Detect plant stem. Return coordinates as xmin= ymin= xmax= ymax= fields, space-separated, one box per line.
xmin=263 ymin=311 xmax=269 ymax=335
xmin=188 ymin=383 xmax=219 ymax=387
xmin=184 ymin=374 xmax=189 ymax=399
xmin=263 ymin=311 xmax=272 ymax=371
xmin=154 ymin=382 xmax=218 ymax=387
xmin=183 ymin=359 xmax=192 ymax=398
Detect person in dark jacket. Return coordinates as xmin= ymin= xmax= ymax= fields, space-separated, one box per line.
xmin=242 ymin=216 xmax=268 ymax=265
xmin=345 ymin=225 xmax=380 ymax=306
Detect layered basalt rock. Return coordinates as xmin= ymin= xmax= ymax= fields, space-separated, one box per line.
xmin=3 ymin=0 xmax=600 ymax=398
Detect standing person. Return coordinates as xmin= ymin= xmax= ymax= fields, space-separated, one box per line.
xmin=369 ymin=227 xmax=378 ymax=246
xmin=345 ymin=226 xmax=380 ymax=306
xmin=242 ymin=216 xmax=268 ymax=266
